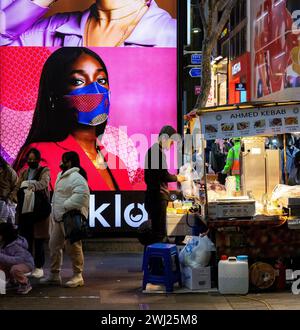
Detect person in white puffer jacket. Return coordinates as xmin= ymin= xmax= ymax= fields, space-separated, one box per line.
xmin=41 ymin=151 xmax=89 ymax=288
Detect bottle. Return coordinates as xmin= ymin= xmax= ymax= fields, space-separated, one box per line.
xmin=274 ymin=258 xmax=286 ymax=291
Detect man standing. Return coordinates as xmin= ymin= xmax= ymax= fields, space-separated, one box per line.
xmin=144 ymin=126 xmax=185 ymax=243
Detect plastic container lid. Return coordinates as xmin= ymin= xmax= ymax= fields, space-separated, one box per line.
xmin=220 ymin=255 xmax=228 ymax=260
xmin=237 ymin=255 xmax=248 ymax=262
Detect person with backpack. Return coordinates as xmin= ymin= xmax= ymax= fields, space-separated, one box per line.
xmin=16 ymin=148 xmax=51 ymax=279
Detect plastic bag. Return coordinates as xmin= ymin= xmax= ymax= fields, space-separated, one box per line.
xmin=271 ymin=184 xmax=300 ymax=205
xmin=22 ymin=189 xmax=35 ymax=214
xmin=179 ymin=163 xmax=200 ymax=198
xmin=193 ymin=153 xmax=204 ymax=180
xmin=225 ymin=176 xmax=236 ymax=196
xmin=0 ymin=200 xmax=16 ymax=224
xmin=179 ymin=235 xmax=216 ymax=268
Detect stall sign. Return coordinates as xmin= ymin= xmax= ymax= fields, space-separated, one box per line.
xmin=235 ymin=83 xmax=246 ymax=91
xmin=201 ymin=104 xmax=300 ymax=139
xmin=232 ymin=62 xmax=241 ymax=75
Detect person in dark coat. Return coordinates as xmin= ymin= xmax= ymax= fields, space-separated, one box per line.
xmin=16 ymin=148 xmax=50 ymax=279
xmin=144 ymin=126 xmax=185 ymax=243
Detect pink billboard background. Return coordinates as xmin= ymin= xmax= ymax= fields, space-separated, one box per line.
xmin=0 ymin=47 xmax=177 ymax=190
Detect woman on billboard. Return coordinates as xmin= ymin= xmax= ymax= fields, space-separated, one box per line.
xmin=0 ymin=0 xmax=176 ymax=47
xmin=13 ymin=47 xmax=133 ymax=191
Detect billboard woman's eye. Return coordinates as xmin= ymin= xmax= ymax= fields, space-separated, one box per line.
xmin=70 ymin=78 xmax=84 ymax=87
xmin=97 ymin=77 xmax=107 ymax=86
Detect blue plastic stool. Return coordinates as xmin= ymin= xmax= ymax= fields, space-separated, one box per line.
xmin=142 ymin=243 xmax=182 ymax=292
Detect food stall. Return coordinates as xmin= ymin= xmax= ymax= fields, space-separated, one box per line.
xmin=179 ymin=101 xmax=300 ymax=261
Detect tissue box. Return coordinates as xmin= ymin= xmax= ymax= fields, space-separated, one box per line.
xmin=181 ymin=266 xmax=211 ymax=290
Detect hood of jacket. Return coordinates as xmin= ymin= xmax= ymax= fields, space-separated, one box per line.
xmin=5 ymin=236 xmax=28 ymax=250
xmin=58 ymin=167 xmax=80 ymax=180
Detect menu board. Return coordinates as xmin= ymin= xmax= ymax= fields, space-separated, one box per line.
xmin=201 ymin=104 xmax=300 ymax=139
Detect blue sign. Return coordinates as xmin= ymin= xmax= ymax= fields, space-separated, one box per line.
xmin=235 ymin=83 xmax=246 ymax=91
xmin=191 ymin=53 xmax=202 ymax=65
xmin=189 ymin=68 xmax=202 ymax=78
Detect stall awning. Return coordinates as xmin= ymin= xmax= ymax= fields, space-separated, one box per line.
xmin=185 ymin=101 xmax=300 ymax=140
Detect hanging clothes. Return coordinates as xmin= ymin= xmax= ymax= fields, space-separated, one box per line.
xmin=210 ymin=140 xmax=226 ymax=174
xmin=281 ymin=146 xmax=299 ymax=182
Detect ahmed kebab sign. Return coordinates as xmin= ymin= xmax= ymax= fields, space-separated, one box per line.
xmin=201 ymin=104 xmax=300 ymax=139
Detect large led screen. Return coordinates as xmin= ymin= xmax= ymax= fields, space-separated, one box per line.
xmin=0 ymin=0 xmax=178 ymax=233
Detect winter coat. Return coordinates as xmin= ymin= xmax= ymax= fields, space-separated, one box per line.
xmin=0 ymin=0 xmax=176 ymax=47
xmin=52 ymin=167 xmax=90 ymax=223
xmin=210 ymin=142 xmax=226 ymax=173
xmin=16 ymin=166 xmax=51 ymax=239
xmin=0 ymin=236 xmax=34 ymax=270
xmin=0 ymin=165 xmax=18 ymax=202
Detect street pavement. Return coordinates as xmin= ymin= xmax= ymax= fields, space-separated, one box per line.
xmin=1 ymin=251 xmax=300 ymax=310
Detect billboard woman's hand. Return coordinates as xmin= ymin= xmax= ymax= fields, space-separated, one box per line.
xmin=32 ymin=0 xmax=57 ymax=8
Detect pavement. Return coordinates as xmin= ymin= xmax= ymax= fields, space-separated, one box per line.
xmin=1 ymin=249 xmax=300 ymax=310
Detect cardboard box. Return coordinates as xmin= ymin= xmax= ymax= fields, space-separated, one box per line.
xmin=181 ymin=266 xmax=211 ymax=290
xmin=166 ymin=214 xmax=195 ymax=236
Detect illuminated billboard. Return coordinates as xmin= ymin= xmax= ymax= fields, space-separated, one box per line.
xmin=0 ymin=0 xmax=178 ymax=233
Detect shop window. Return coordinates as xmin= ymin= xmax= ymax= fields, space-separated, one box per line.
xmin=241 ymin=26 xmax=246 ymax=54
xmin=241 ymin=0 xmax=246 ymax=21
xmin=230 ymin=0 xmax=247 ymax=30
xmin=229 ymin=26 xmax=247 ymax=60
xmin=221 ymin=40 xmax=229 ymax=58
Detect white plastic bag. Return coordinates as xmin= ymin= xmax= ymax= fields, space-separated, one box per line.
xmin=225 ymin=176 xmax=236 ymax=196
xmin=271 ymin=184 xmax=300 ymax=206
xmin=179 ymin=235 xmax=216 ymax=268
xmin=179 ymin=163 xmax=199 ymax=198
xmin=22 ymin=189 xmax=35 ymax=214
xmin=0 ymin=200 xmax=16 ymax=224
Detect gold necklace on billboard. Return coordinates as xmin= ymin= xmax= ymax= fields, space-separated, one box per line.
xmin=85 ymin=2 xmax=148 ymax=47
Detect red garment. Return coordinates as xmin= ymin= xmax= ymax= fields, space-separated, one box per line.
xmin=18 ymin=135 xmax=133 ymax=191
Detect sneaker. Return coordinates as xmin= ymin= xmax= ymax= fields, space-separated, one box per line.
xmin=40 ymin=272 xmax=62 ymax=285
xmin=17 ymin=282 xmax=32 ymax=295
xmin=65 ymin=273 xmax=84 ymax=288
xmin=30 ymin=268 xmax=44 ymax=279
xmin=6 ymin=280 xmax=18 ymax=290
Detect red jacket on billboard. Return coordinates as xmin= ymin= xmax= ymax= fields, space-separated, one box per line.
xmin=15 ymin=135 xmax=136 ymax=191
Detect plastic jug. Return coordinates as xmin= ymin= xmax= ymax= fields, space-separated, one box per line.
xmin=218 ymin=255 xmax=249 ymax=294
xmin=0 ymin=270 xmax=6 ymax=295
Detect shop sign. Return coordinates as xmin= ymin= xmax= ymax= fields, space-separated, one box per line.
xmin=89 ymin=193 xmax=148 ymax=230
xmin=235 ymin=83 xmax=246 ymax=91
xmin=292 ymin=270 xmax=300 ymax=295
xmin=195 ymin=85 xmax=201 ymax=95
xmin=232 ymin=62 xmax=241 ymax=75
xmin=189 ymin=67 xmax=202 ymax=77
xmin=200 ymin=104 xmax=300 ymax=139
xmin=191 ymin=53 xmax=202 ymax=65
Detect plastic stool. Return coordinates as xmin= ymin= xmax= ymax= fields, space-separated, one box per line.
xmin=142 ymin=243 xmax=182 ymax=292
